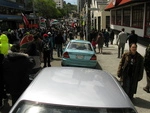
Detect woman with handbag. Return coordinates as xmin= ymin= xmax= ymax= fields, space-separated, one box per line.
xmin=117 ymin=43 xmax=144 ymax=99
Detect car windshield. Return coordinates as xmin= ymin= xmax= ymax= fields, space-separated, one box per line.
xmin=68 ymin=42 xmax=92 ymax=51
xmin=12 ymin=100 xmax=136 ymax=113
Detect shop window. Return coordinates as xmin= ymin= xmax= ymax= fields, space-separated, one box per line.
xmin=116 ymin=9 xmax=121 ymax=25
xmin=132 ymin=4 xmax=144 ymax=28
xmin=111 ymin=10 xmax=116 ymax=24
xmin=123 ymin=7 xmax=130 ymax=26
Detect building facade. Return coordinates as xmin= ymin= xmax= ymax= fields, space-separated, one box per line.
xmin=0 ymin=0 xmax=25 ymax=31
xmin=54 ymin=0 xmax=63 ymax=8
xmin=91 ymin=0 xmax=110 ymax=31
xmin=105 ymin=0 xmax=150 ymax=45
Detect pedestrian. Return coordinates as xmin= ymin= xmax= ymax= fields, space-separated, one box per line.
xmin=42 ymin=33 xmax=51 ymax=67
xmin=127 ymin=30 xmax=138 ymax=46
xmin=63 ymin=31 xmax=67 ymax=44
xmin=91 ymin=38 xmax=97 ymax=53
xmin=69 ymin=30 xmax=74 ymax=40
xmin=48 ymin=32 xmax=54 ymax=60
xmin=143 ymin=44 xmax=150 ymax=93
xmin=55 ymin=31 xmax=64 ymax=57
xmin=96 ymin=32 xmax=104 ymax=54
xmin=26 ymin=42 xmax=41 ymax=76
xmin=117 ymin=28 xmax=128 ymax=58
xmin=80 ymin=30 xmax=84 ymax=40
xmin=0 ymin=34 xmax=11 ymax=109
xmin=117 ymin=43 xmax=144 ymax=99
xmin=3 ymin=44 xmax=35 ymax=105
xmin=109 ymin=30 xmax=114 ymax=45
xmin=103 ymin=29 xmax=109 ymax=47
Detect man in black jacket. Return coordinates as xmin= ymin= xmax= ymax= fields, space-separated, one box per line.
xmin=3 ymin=44 xmax=35 ymax=105
xmin=127 ymin=30 xmax=138 ymax=46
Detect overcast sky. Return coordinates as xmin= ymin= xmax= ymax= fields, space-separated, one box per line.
xmin=64 ymin=0 xmax=77 ymax=5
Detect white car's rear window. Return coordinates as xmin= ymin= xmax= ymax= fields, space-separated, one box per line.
xmin=68 ymin=42 xmax=93 ymax=51
xmin=12 ymin=100 xmax=136 ymax=113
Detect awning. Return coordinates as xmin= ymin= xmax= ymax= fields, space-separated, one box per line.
xmin=105 ymin=0 xmax=132 ymax=11
xmin=119 ymin=0 xmax=132 ymax=5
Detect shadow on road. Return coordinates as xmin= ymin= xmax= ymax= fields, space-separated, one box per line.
xmin=133 ymin=97 xmax=150 ymax=109
xmin=101 ymin=52 xmax=112 ymax=55
xmin=53 ymin=58 xmax=62 ymax=61
xmin=96 ymin=62 xmax=102 ymax=70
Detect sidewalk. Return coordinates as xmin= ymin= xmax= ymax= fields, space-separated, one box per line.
xmin=97 ymin=39 xmax=146 ymax=76
xmin=96 ymin=41 xmax=150 ymax=113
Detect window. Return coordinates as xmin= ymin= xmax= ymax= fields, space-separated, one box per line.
xmin=111 ymin=10 xmax=116 ymax=24
xmin=106 ymin=16 xmax=110 ymax=29
xmin=68 ymin=42 xmax=92 ymax=51
xmin=123 ymin=7 xmax=130 ymax=26
xmin=145 ymin=3 xmax=150 ymax=38
xmin=116 ymin=9 xmax=121 ymax=25
xmin=0 ymin=6 xmax=22 ymax=15
xmin=98 ymin=16 xmax=101 ymax=31
xmin=13 ymin=100 xmax=137 ymax=113
xmin=132 ymin=4 xmax=144 ymax=28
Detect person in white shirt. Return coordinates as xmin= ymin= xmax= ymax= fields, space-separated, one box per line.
xmin=117 ymin=28 xmax=128 ymax=58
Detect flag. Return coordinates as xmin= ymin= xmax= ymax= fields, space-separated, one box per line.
xmin=21 ymin=13 xmax=29 ymax=27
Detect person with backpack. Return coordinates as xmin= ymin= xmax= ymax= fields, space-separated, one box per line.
xmin=42 ymin=34 xmax=51 ymax=67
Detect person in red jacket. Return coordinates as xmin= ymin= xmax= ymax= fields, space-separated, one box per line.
xmin=91 ymin=38 xmax=97 ymax=53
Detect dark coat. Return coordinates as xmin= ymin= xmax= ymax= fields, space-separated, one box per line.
xmin=3 ymin=52 xmax=35 ymax=95
xmin=117 ymin=52 xmax=144 ymax=94
xmin=55 ymin=34 xmax=64 ymax=44
xmin=144 ymin=44 xmax=150 ymax=73
xmin=128 ymin=34 xmax=138 ymax=44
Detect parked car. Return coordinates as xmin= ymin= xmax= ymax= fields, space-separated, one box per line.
xmin=61 ymin=40 xmax=97 ymax=68
xmin=10 ymin=67 xmax=137 ymax=113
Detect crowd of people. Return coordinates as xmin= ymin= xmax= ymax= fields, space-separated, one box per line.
xmin=0 ymin=26 xmax=149 ymax=110
xmin=0 ymin=27 xmax=73 ymax=109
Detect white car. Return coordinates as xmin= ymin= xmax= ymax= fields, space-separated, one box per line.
xmin=9 ymin=67 xmax=137 ymax=113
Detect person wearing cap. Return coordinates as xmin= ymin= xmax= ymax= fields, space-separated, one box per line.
xmin=42 ymin=33 xmax=51 ymax=67
xmin=48 ymin=32 xmax=54 ymax=60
